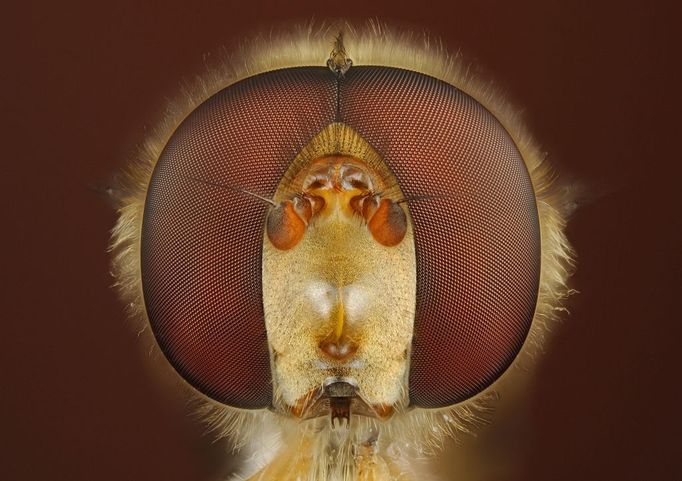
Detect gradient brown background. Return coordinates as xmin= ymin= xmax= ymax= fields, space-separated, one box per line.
xmin=2 ymin=1 xmax=680 ymax=480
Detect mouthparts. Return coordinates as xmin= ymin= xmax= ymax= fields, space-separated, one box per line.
xmin=295 ymin=377 xmax=394 ymax=428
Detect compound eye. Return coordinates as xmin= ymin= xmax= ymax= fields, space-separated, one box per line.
xmin=138 ymin=68 xmax=345 ymax=410
xmin=333 ymin=70 xmax=542 ymax=409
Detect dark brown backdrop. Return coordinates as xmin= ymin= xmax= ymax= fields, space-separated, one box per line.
xmin=2 ymin=1 xmax=680 ymax=480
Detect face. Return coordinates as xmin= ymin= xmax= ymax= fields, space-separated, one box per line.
xmin=132 ymin=64 xmax=545 ymax=415
xmin=262 ymin=124 xmax=416 ymax=418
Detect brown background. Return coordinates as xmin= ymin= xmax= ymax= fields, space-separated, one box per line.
xmin=2 ymin=1 xmax=680 ymax=480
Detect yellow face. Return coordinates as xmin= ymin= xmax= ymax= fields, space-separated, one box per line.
xmin=262 ymin=124 xmax=416 ymax=419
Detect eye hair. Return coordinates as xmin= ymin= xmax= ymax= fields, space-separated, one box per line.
xmin=188 ymin=176 xmax=276 ymax=206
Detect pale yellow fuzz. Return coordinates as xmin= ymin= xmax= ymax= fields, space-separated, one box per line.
xmin=109 ymin=20 xmax=575 ymax=481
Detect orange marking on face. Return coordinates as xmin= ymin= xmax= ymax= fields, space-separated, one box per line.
xmin=370 ymin=403 xmax=394 ymax=419
xmin=292 ymin=196 xmax=312 ymax=223
xmin=266 ymin=200 xmax=306 ymax=250
xmin=290 ymin=388 xmax=318 ymax=418
xmin=352 ymin=194 xmax=380 ymax=220
xmin=367 ymin=199 xmax=408 ymax=247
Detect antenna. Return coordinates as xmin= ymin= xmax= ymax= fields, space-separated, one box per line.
xmin=188 ymin=176 xmax=276 ymax=206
